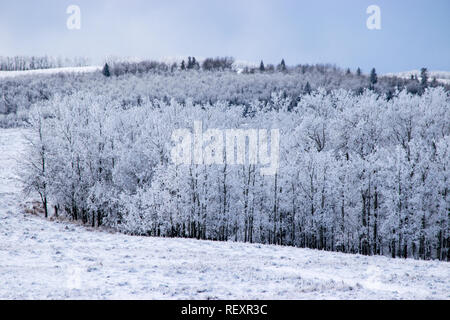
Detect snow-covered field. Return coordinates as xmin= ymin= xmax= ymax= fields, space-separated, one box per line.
xmin=385 ymin=70 xmax=450 ymax=84
xmin=0 ymin=128 xmax=449 ymax=300
xmin=0 ymin=66 xmax=100 ymax=79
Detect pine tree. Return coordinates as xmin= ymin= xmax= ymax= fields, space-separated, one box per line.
xmin=279 ymin=59 xmax=286 ymax=72
xmin=356 ymin=67 xmax=362 ymax=76
xmin=346 ymin=68 xmax=351 ymax=75
xmin=430 ymin=77 xmax=438 ymax=88
xmin=420 ymin=67 xmax=429 ymax=88
xmin=370 ymin=68 xmax=377 ymax=85
xmin=304 ymin=81 xmax=311 ymax=94
xmin=259 ymin=60 xmax=265 ymax=72
xmin=102 ymin=63 xmax=110 ymax=77
xmin=181 ymin=60 xmax=186 ymax=70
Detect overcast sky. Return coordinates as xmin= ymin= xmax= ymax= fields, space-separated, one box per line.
xmin=1 ymin=0 xmax=449 ymax=73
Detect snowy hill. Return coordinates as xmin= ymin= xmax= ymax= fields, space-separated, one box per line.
xmin=385 ymin=70 xmax=450 ymax=84
xmin=0 ymin=128 xmax=449 ymax=300
xmin=0 ymin=66 xmax=100 ymax=79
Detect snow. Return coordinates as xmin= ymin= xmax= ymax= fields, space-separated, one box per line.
xmin=0 ymin=128 xmax=449 ymax=300
xmin=385 ymin=70 xmax=450 ymax=84
xmin=0 ymin=66 xmax=100 ymax=79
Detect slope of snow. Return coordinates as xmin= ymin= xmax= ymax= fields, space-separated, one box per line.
xmin=385 ymin=70 xmax=450 ymax=84
xmin=0 ymin=128 xmax=449 ymax=300
xmin=0 ymin=66 xmax=100 ymax=79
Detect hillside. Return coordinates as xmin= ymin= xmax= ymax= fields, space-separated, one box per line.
xmin=0 ymin=66 xmax=100 ymax=79
xmin=385 ymin=70 xmax=450 ymax=85
xmin=0 ymin=128 xmax=448 ymax=299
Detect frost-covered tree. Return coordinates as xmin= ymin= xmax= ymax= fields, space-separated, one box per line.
xmin=370 ymin=68 xmax=378 ymax=85
xmin=420 ymin=67 xmax=429 ymax=89
xmin=18 ymin=63 xmax=450 ymax=261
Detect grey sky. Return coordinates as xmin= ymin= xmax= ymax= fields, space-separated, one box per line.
xmin=1 ymin=0 xmax=449 ymax=73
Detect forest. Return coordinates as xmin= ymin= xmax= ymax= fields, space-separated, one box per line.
xmin=1 ymin=57 xmax=447 ymax=128
xmin=0 ymin=56 xmax=90 ymax=71
xmin=0 ymin=56 xmax=447 ymax=261
xmin=13 ymin=59 xmax=446 ymax=261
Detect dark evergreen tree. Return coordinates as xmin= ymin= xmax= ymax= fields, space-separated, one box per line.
xmin=356 ymin=67 xmax=362 ymax=76
xmin=304 ymin=81 xmax=311 ymax=94
xmin=259 ymin=60 xmax=265 ymax=72
xmin=420 ymin=68 xmax=429 ymax=88
xmin=102 ymin=63 xmax=111 ymax=77
xmin=279 ymin=59 xmax=286 ymax=72
xmin=181 ymin=60 xmax=186 ymax=70
xmin=430 ymin=77 xmax=438 ymax=88
xmin=370 ymin=68 xmax=378 ymax=85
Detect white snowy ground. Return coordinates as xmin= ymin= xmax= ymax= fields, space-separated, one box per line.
xmin=385 ymin=70 xmax=450 ymax=85
xmin=0 ymin=66 xmax=100 ymax=79
xmin=0 ymin=128 xmax=449 ymax=300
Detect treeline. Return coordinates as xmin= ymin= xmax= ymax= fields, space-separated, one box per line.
xmin=0 ymin=56 xmax=90 ymax=71
xmin=24 ymin=88 xmax=449 ymax=260
xmin=102 ymin=57 xmax=446 ymax=97
xmin=2 ymin=60 xmax=447 ymax=128
xmin=103 ymin=57 xmax=236 ymax=76
xmin=0 ymin=72 xmax=103 ymax=127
